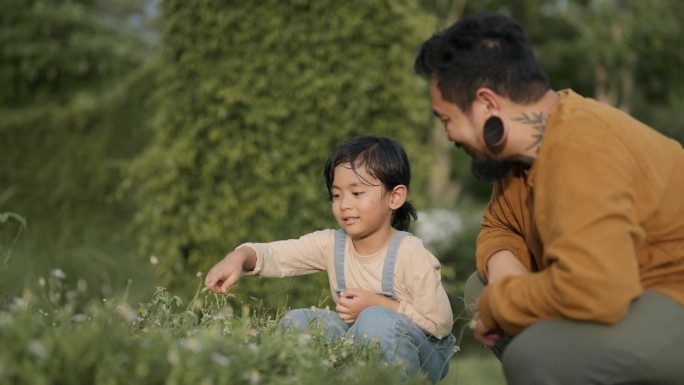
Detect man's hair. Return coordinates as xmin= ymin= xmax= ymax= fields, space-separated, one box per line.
xmin=414 ymin=11 xmax=550 ymax=112
xmin=324 ymin=135 xmax=417 ymax=231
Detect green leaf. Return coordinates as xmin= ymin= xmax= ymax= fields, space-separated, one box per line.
xmin=0 ymin=212 xmax=27 ymax=228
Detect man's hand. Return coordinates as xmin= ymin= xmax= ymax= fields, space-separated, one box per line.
xmin=471 ymin=303 xmax=504 ymax=348
xmin=336 ymin=288 xmax=399 ymax=324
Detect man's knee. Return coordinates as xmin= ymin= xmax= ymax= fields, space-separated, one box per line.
xmin=501 ymin=320 xmax=606 ymax=385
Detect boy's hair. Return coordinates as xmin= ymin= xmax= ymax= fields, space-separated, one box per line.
xmin=414 ymin=11 xmax=550 ymax=113
xmin=324 ymin=135 xmax=418 ymax=231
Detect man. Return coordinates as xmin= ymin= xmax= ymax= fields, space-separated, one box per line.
xmin=414 ymin=11 xmax=684 ymax=385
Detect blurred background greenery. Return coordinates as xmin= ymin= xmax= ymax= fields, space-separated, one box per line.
xmin=1 ymin=0 xmax=683 ymax=378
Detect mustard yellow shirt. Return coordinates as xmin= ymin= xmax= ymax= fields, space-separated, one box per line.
xmin=477 ymin=90 xmax=684 ymax=335
xmin=242 ymin=229 xmax=454 ymax=338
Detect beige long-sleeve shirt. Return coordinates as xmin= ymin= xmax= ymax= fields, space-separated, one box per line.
xmin=477 ymin=89 xmax=684 ymax=335
xmin=241 ymin=229 xmax=454 ymax=338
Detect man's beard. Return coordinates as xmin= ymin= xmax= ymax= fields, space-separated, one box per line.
xmin=458 ymin=144 xmax=515 ymax=182
xmin=471 ymin=158 xmax=515 ymax=181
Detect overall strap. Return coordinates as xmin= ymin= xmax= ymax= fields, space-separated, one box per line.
xmin=378 ymin=231 xmax=408 ymax=299
xmin=334 ymin=229 xmax=347 ymax=293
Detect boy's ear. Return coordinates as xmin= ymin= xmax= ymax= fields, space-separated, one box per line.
xmin=389 ymin=185 xmax=408 ymax=210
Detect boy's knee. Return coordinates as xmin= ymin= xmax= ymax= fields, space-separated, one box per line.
xmin=278 ymin=309 xmax=310 ymax=332
xmin=353 ymin=306 xmax=405 ymax=339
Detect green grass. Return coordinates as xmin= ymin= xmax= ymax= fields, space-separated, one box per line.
xmin=0 ymin=273 xmax=509 ymax=385
xmin=441 ymin=352 xmax=505 ymax=385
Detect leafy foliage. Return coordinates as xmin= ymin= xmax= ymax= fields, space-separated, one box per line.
xmin=0 ymin=0 xmax=148 ymax=108
xmin=0 ymin=0 xmax=156 ymax=297
xmin=0 ymin=274 xmax=431 ymax=385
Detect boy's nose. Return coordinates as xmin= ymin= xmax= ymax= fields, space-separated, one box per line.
xmin=339 ymin=195 xmax=352 ymax=210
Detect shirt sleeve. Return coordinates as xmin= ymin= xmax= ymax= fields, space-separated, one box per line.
xmin=396 ymin=242 xmax=454 ymax=338
xmin=476 ymin=171 xmax=535 ymax=280
xmin=241 ymin=230 xmax=332 ymax=278
xmin=481 ymin=125 xmax=644 ymax=335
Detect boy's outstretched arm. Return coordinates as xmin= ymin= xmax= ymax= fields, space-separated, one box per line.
xmin=205 ymin=246 xmax=257 ymax=294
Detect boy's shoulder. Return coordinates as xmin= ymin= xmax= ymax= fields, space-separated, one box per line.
xmin=398 ymin=232 xmax=441 ymax=264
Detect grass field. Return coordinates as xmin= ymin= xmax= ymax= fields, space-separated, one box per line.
xmin=0 ymin=274 xmax=510 ymax=385
xmin=441 ymin=352 xmax=506 ymax=385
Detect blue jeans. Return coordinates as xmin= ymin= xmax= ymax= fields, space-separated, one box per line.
xmin=278 ymin=306 xmax=455 ymax=383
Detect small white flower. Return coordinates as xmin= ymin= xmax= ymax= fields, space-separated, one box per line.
xmin=71 ymin=314 xmax=88 ymax=324
xmin=116 ymin=305 xmax=137 ymax=323
xmin=38 ymin=277 xmax=46 ymax=287
xmin=8 ymin=297 xmax=26 ymax=312
xmin=182 ymin=337 xmax=203 ymax=352
xmin=149 ymin=255 xmax=159 ymax=265
xmin=50 ymin=268 xmax=66 ymax=280
xmin=28 ymin=341 xmax=48 ymax=359
xmin=248 ymin=368 xmax=261 ymax=383
xmin=210 ymin=352 xmax=231 ymax=367
xmin=167 ymin=348 xmax=180 ymax=365
xmin=415 ymin=209 xmax=464 ymax=250
xmin=196 ymin=271 xmax=203 ymax=278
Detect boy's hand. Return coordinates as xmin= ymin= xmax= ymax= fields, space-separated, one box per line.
xmin=336 ymin=288 xmax=399 ymax=323
xmin=204 ymin=247 xmax=256 ymax=294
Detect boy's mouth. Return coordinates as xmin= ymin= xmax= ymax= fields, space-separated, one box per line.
xmin=343 ymin=217 xmax=358 ymax=225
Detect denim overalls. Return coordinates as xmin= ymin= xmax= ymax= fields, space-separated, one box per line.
xmin=279 ymin=229 xmax=456 ymax=383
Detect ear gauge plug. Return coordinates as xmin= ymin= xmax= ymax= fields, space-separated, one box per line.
xmin=483 ymin=116 xmax=506 ymax=147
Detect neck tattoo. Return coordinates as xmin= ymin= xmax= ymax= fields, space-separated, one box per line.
xmin=513 ymin=112 xmax=548 ymax=152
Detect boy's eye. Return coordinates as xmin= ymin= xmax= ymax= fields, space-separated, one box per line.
xmin=352 ymin=191 xmax=363 ymax=196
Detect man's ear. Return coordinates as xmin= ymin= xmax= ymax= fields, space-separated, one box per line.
xmin=474 ymin=87 xmax=502 ymax=114
xmin=389 ymin=185 xmax=408 ymax=210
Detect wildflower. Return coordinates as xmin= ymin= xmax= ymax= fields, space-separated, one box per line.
xmin=248 ymin=368 xmax=261 ymax=383
xmin=77 ymin=279 xmax=88 ymax=292
xmin=196 ymin=271 xmax=203 ymax=278
xmin=116 ymin=305 xmax=138 ymax=323
xmin=182 ymin=337 xmax=203 ymax=352
xmin=415 ymin=209 xmax=464 ymax=250
xmin=167 ymin=348 xmax=180 ymax=365
xmin=50 ymin=268 xmax=66 ymax=280
xmin=71 ymin=314 xmax=88 ymax=324
xmin=28 ymin=341 xmax=48 ymax=359
xmin=468 ymin=319 xmax=477 ymax=330
xmin=210 ymin=352 xmax=231 ymax=367
xmin=150 ymin=255 xmax=159 ymax=265
xmin=297 ymin=334 xmax=311 ymax=346
xmin=38 ymin=277 xmax=45 ymax=287
xmin=8 ymin=297 xmax=26 ymax=312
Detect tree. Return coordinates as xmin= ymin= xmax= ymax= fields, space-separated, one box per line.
xmin=0 ymin=0 xmax=155 ymax=297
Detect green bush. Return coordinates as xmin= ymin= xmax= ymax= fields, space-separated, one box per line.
xmin=0 ymin=0 xmax=155 ymax=299
xmin=126 ymin=0 xmax=437 ymax=304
